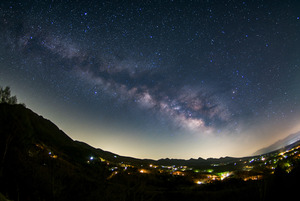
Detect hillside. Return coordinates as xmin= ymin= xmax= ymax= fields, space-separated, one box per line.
xmin=1 ymin=103 xmax=300 ymax=201
xmin=0 ymin=103 xmax=110 ymax=201
xmin=0 ymin=103 xmax=247 ymax=168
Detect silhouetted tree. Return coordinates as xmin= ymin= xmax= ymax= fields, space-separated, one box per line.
xmin=0 ymin=86 xmax=17 ymax=104
xmin=0 ymin=86 xmax=22 ymax=177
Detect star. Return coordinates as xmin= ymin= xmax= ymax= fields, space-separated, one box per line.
xmin=0 ymin=0 xmax=299 ymax=159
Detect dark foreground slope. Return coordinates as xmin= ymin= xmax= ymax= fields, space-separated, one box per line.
xmin=0 ymin=103 xmax=110 ymax=201
xmin=0 ymin=103 xmax=299 ymax=201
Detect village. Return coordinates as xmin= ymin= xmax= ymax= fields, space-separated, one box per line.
xmin=84 ymin=143 xmax=300 ymax=185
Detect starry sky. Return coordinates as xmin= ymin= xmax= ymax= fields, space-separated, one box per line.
xmin=1 ymin=0 xmax=300 ymax=159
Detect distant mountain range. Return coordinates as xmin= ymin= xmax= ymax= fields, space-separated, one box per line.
xmin=253 ymin=131 xmax=300 ymax=156
xmin=1 ymin=103 xmax=298 ymax=167
xmin=1 ymin=103 xmax=300 ymax=201
xmin=0 ymin=103 xmax=247 ymax=168
xmin=0 ymin=103 xmax=248 ymax=200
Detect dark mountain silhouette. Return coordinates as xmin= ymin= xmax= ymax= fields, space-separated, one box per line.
xmin=0 ymin=103 xmax=109 ymax=201
xmin=155 ymin=156 xmax=251 ymax=167
xmin=1 ymin=103 xmax=299 ymax=201
xmin=253 ymin=131 xmax=300 ymax=155
xmin=0 ymin=103 xmax=241 ymax=172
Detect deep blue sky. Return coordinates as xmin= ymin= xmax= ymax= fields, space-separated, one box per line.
xmin=1 ymin=0 xmax=300 ymax=159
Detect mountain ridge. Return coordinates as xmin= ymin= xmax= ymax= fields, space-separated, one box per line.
xmin=0 ymin=103 xmax=243 ymax=165
xmin=1 ymin=103 xmax=300 ymax=201
xmin=2 ymin=103 xmax=297 ymax=165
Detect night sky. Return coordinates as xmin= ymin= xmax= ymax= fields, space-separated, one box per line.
xmin=1 ymin=0 xmax=300 ymax=159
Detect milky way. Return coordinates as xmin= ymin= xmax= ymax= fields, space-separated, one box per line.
xmin=1 ymin=0 xmax=300 ymax=159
